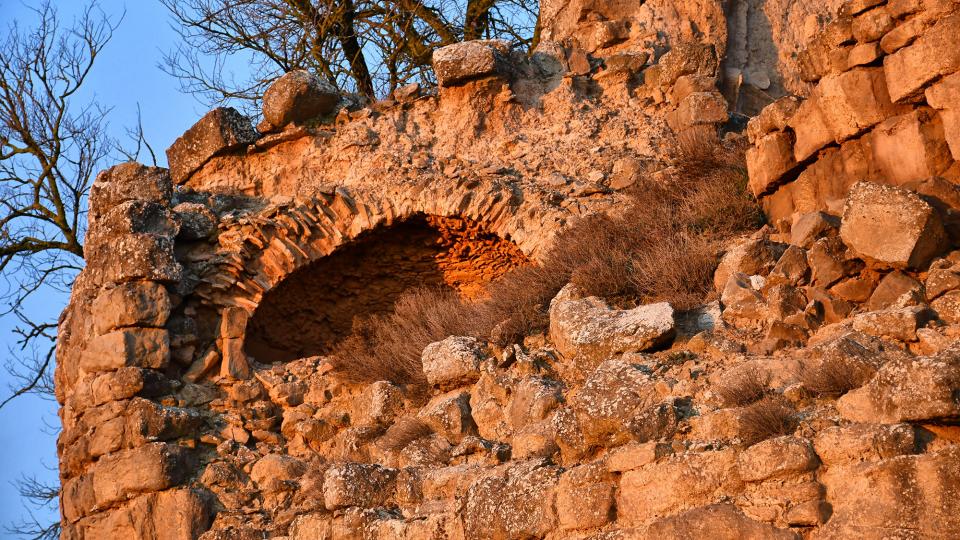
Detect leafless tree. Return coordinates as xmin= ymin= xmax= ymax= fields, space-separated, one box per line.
xmin=161 ymin=0 xmax=539 ymax=113
xmin=0 ymin=2 xmax=135 ymax=536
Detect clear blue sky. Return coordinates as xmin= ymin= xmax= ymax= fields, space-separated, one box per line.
xmin=0 ymin=0 xmax=231 ymax=531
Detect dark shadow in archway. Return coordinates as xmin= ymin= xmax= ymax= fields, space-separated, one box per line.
xmin=243 ymin=213 xmax=528 ymax=363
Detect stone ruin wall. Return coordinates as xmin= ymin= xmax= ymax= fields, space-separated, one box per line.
xmin=53 ymin=0 xmax=960 ymax=539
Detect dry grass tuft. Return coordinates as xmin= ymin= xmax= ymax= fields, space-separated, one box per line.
xmin=799 ymin=357 xmax=876 ymax=398
xmin=330 ymin=134 xmax=762 ymax=387
xmin=740 ymin=396 xmax=798 ymax=446
xmin=377 ymin=417 xmax=434 ymax=452
xmin=716 ymin=366 xmax=770 ymax=407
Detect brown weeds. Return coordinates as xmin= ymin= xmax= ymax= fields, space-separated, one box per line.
xmin=716 ymin=366 xmax=769 ymax=407
xmin=799 ymin=357 xmax=876 ymax=398
xmin=377 ymin=417 xmax=434 ymax=452
xmin=740 ymin=396 xmax=798 ymax=446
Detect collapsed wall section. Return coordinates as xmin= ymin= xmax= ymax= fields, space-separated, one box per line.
xmin=746 ymin=0 xmax=960 ymax=230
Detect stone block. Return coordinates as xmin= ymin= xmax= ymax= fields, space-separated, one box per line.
xmin=571 ymin=357 xmax=659 ymax=448
xmin=88 ymin=162 xmax=172 ymax=222
xmin=80 ymin=329 xmax=170 ymax=373
xmin=462 ymin=461 xmax=559 ymax=539
xmin=852 ymin=7 xmax=895 ymax=42
xmin=261 ymin=70 xmax=339 ymax=131
xmin=865 ymin=109 xmax=953 ymax=185
xmin=165 ymin=107 xmax=257 ymax=184
xmin=840 ymin=181 xmax=948 ymax=268
xmin=884 ymin=13 xmax=960 ymax=102
xmin=642 ymin=503 xmax=799 ymax=539
xmin=92 ymin=281 xmax=172 ymax=335
xmin=815 ymin=67 xmax=905 ymax=143
xmin=788 ymin=97 xmax=834 ymax=162
xmin=432 ymin=40 xmax=510 ymax=87
xmin=421 ymin=336 xmax=484 ymax=389
xmin=220 ymin=337 xmax=252 ymax=380
xmin=737 ymin=436 xmax=819 ymax=482
xmin=813 ymin=423 xmax=917 ymax=465
xmin=746 ymin=96 xmax=800 ymax=143
xmin=76 ymin=488 xmax=212 ymax=540
xmin=220 ymin=307 xmax=249 ymax=339
xmin=747 ymin=131 xmax=798 ymax=196
xmin=667 ymin=91 xmax=728 ymax=131
xmin=555 ymin=463 xmax=614 ymax=530
xmin=417 ymin=390 xmax=476 ymax=444
xmin=925 ymin=71 xmax=960 ymax=159
xmin=323 ymin=463 xmax=398 ymax=509
xmin=847 ymin=41 xmax=882 ymax=68
xmin=85 ymin=233 xmax=182 ymax=285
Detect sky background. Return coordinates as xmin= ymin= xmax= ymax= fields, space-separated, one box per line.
xmin=0 ymin=0 xmax=234 ymax=531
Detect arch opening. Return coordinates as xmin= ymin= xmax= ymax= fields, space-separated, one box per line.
xmin=243 ymin=213 xmax=529 ymax=362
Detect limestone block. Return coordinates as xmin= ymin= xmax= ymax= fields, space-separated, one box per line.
xmin=813 ymin=423 xmax=917 ymax=465
xmin=548 ymin=284 xmax=675 ymax=370
xmin=165 ymin=107 xmax=258 ymax=184
xmin=640 ymin=503 xmax=799 ymax=539
xmin=94 ymin=200 xmax=180 ymax=238
xmin=838 ymin=346 xmax=960 ymax=422
xmin=555 ymin=463 xmax=614 ymax=530
xmin=714 ymin=236 xmax=787 ymax=292
xmin=85 ymin=233 xmax=182 ymax=285
xmin=571 ymin=357 xmax=659 ymax=448
xmin=220 ymin=307 xmax=249 ymax=339
xmin=220 ymin=337 xmax=251 ymax=380
xmin=323 ymin=463 xmax=398 ymax=510
xmin=506 ymin=375 xmax=564 ymax=429
xmin=815 ymin=67 xmax=904 ymax=143
xmin=931 ymin=288 xmax=960 ymax=323
xmin=80 ymin=328 xmax=170 ymax=373
xmin=852 ymin=305 xmax=934 ymax=341
xmin=843 ymin=0 xmax=887 ymax=16
xmin=74 ymin=488 xmax=212 ymax=540
xmin=737 ymin=436 xmax=819 ymax=482
xmin=791 ymin=211 xmax=840 ymax=249
xmin=866 ymin=271 xmax=925 ymax=310
xmin=462 ymin=461 xmax=559 ymax=539
xmin=173 ymin=202 xmax=218 ymax=240
xmin=840 ymin=181 xmax=948 ymax=269
xmin=747 ymin=131 xmax=798 ymax=196
xmin=261 ymin=70 xmax=339 ymax=131
xmin=788 ymin=97 xmax=834 ymax=162
xmin=421 ymin=336 xmax=485 ymax=389
xmin=432 ymin=40 xmax=510 ymax=87
xmin=883 ymin=13 xmax=960 ymax=102
xmin=818 ymin=447 xmax=960 ymax=537
xmin=606 ymin=441 xmax=674 ymax=472
xmin=925 ymin=71 xmax=960 ymax=159
xmin=746 ymin=96 xmax=801 ymax=143
xmin=667 ymin=91 xmax=728 ymax=131
xmin=92 ymin=281 xmax=172 ymax=335
xmin=864 ymin=108 xmax=954 ymax=185
xmin=88 ymin=162 xmax=172 ymax=222
xmin=417 ymin=390 xmax=476 ymax=444
xmin=847 ymin=41 xmax=882 ymax=68
xmin=852 ymin=7 xmax=895 ymax=42
xmin=618 ymin=449 xmax=739 ymax=525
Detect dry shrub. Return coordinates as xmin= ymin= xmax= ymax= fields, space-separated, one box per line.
xmin=740 ymin=396 xmax=798 ymax=446
xmin=799 ymin=357 xmax=876 ymax=398
xmin=330 ymin=288 xmax=478 ymax=388
xmin=331 ymin=133 xmax=762 ymax=386
xmin=716 ymin=366 xmax=769 ymax=407
xmin=378 ymin=417 xmax=433 ymax=452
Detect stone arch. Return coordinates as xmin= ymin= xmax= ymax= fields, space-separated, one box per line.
xmin=193 ymin=180 xmax=567 ymax=365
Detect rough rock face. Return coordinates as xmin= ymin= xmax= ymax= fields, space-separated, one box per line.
xmin=56 ymin=1 xmax=960 ymax=539
xmin=260 ymin=70 xmax=339 ymax=132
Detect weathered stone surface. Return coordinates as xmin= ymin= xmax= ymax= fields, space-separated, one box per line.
xmin=421 ymin=336 xmax=485 ymax=389
xmin=851 ymin=305 xmax=934 ymax=341
xmin=791 ymin=211 xmax=840 ymax=249
xmin=788 ymin=97 xmax=835 ymax=162
xmin=549 ymin=284 xmax=675 ymax=369
xmin=88 ymin=162 xmax=172 ymax=222
xmin=838 ymin=346 xmax=960 ymax=422
xmin=884 ymin=13 xmax=960 ymax=102
xmin=173 ymin=202 xmax=218 ymax=240
xmin=92 ymin=282 xmax=172 ymax=335
xmin=813 ymin=423 xmax=917 ymax=465
xmin=62 ymin=442 xmax=192 ymax=522
xmin=840 ymin=181 xmax=948 ymax=269
xmin=747 ymin=131 xmax=798 ymax=196
xmin=864 ymin=108 xmax=954 ymax=185
xmin=640 ymin=503 xmax=799 ymax=539
xmin=418 ymin=390 xmax=476 ymax=444
xmin=571 ymin=357 xmax=659 ymax=448
xmin=866 ymin=270 xmax=924 ymax=310
xmin=323 ymin=463 xmax=397 ymax=510
xmin=433 ymin=40 xmax=510 ymax=87
xmin=85 ymin=233 xmax=183 ymax=285
xmin=72 ymin=488 xmax=211 ymax=540
xmin=555 ymin=463 xmax=614 ymax=530
xmin=714 ymin=236 xmax=787 ymax=292
xmin=737 ymin=436 xmax=819 ymax=482
xmin=618 ymin=449 xmax=739 ymax=525
xmin=818 ymin=447 xmax=960 ymax=538
xmin=462 ymin=460 xmax=559 ymax=539
xmin=720 ymin=272 xmax=769 ymax=324
xmin=79 ymin=329 xmax=170 ymax=373
xmin=816 ymin=67 xmax=904 ymax=143
xmin=261 ymin=70 xmax=339 ymax=131
xmin=165 ymin=107 xmax=258 ymax=184
xmin=926 ymin=71 xmax=960 ymax=159
xmin=746 ymin=96 xmax=800 ymax=143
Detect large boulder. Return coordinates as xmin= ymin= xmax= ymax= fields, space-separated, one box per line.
xmin=570 ymin=357 xmax=660 ymax=448
xmin=639 ymin=503 xmax=799 ymax=540
xmin=837 ymin=346 xmax=960 ymax=423
xmin=549 ymin=284 xmax=675 ymax=370
xmin=421 ymin=336 xmax=485 ymax=390
xmin=165 ymin=107 xmax=258 ymax=184
xmin=462 ymin=460 xmax=560 ymax=539
xmin=261 ymin=70 xmax=339 ymax=131
xmin=839 ymin=181 xmax=948 ymax=269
